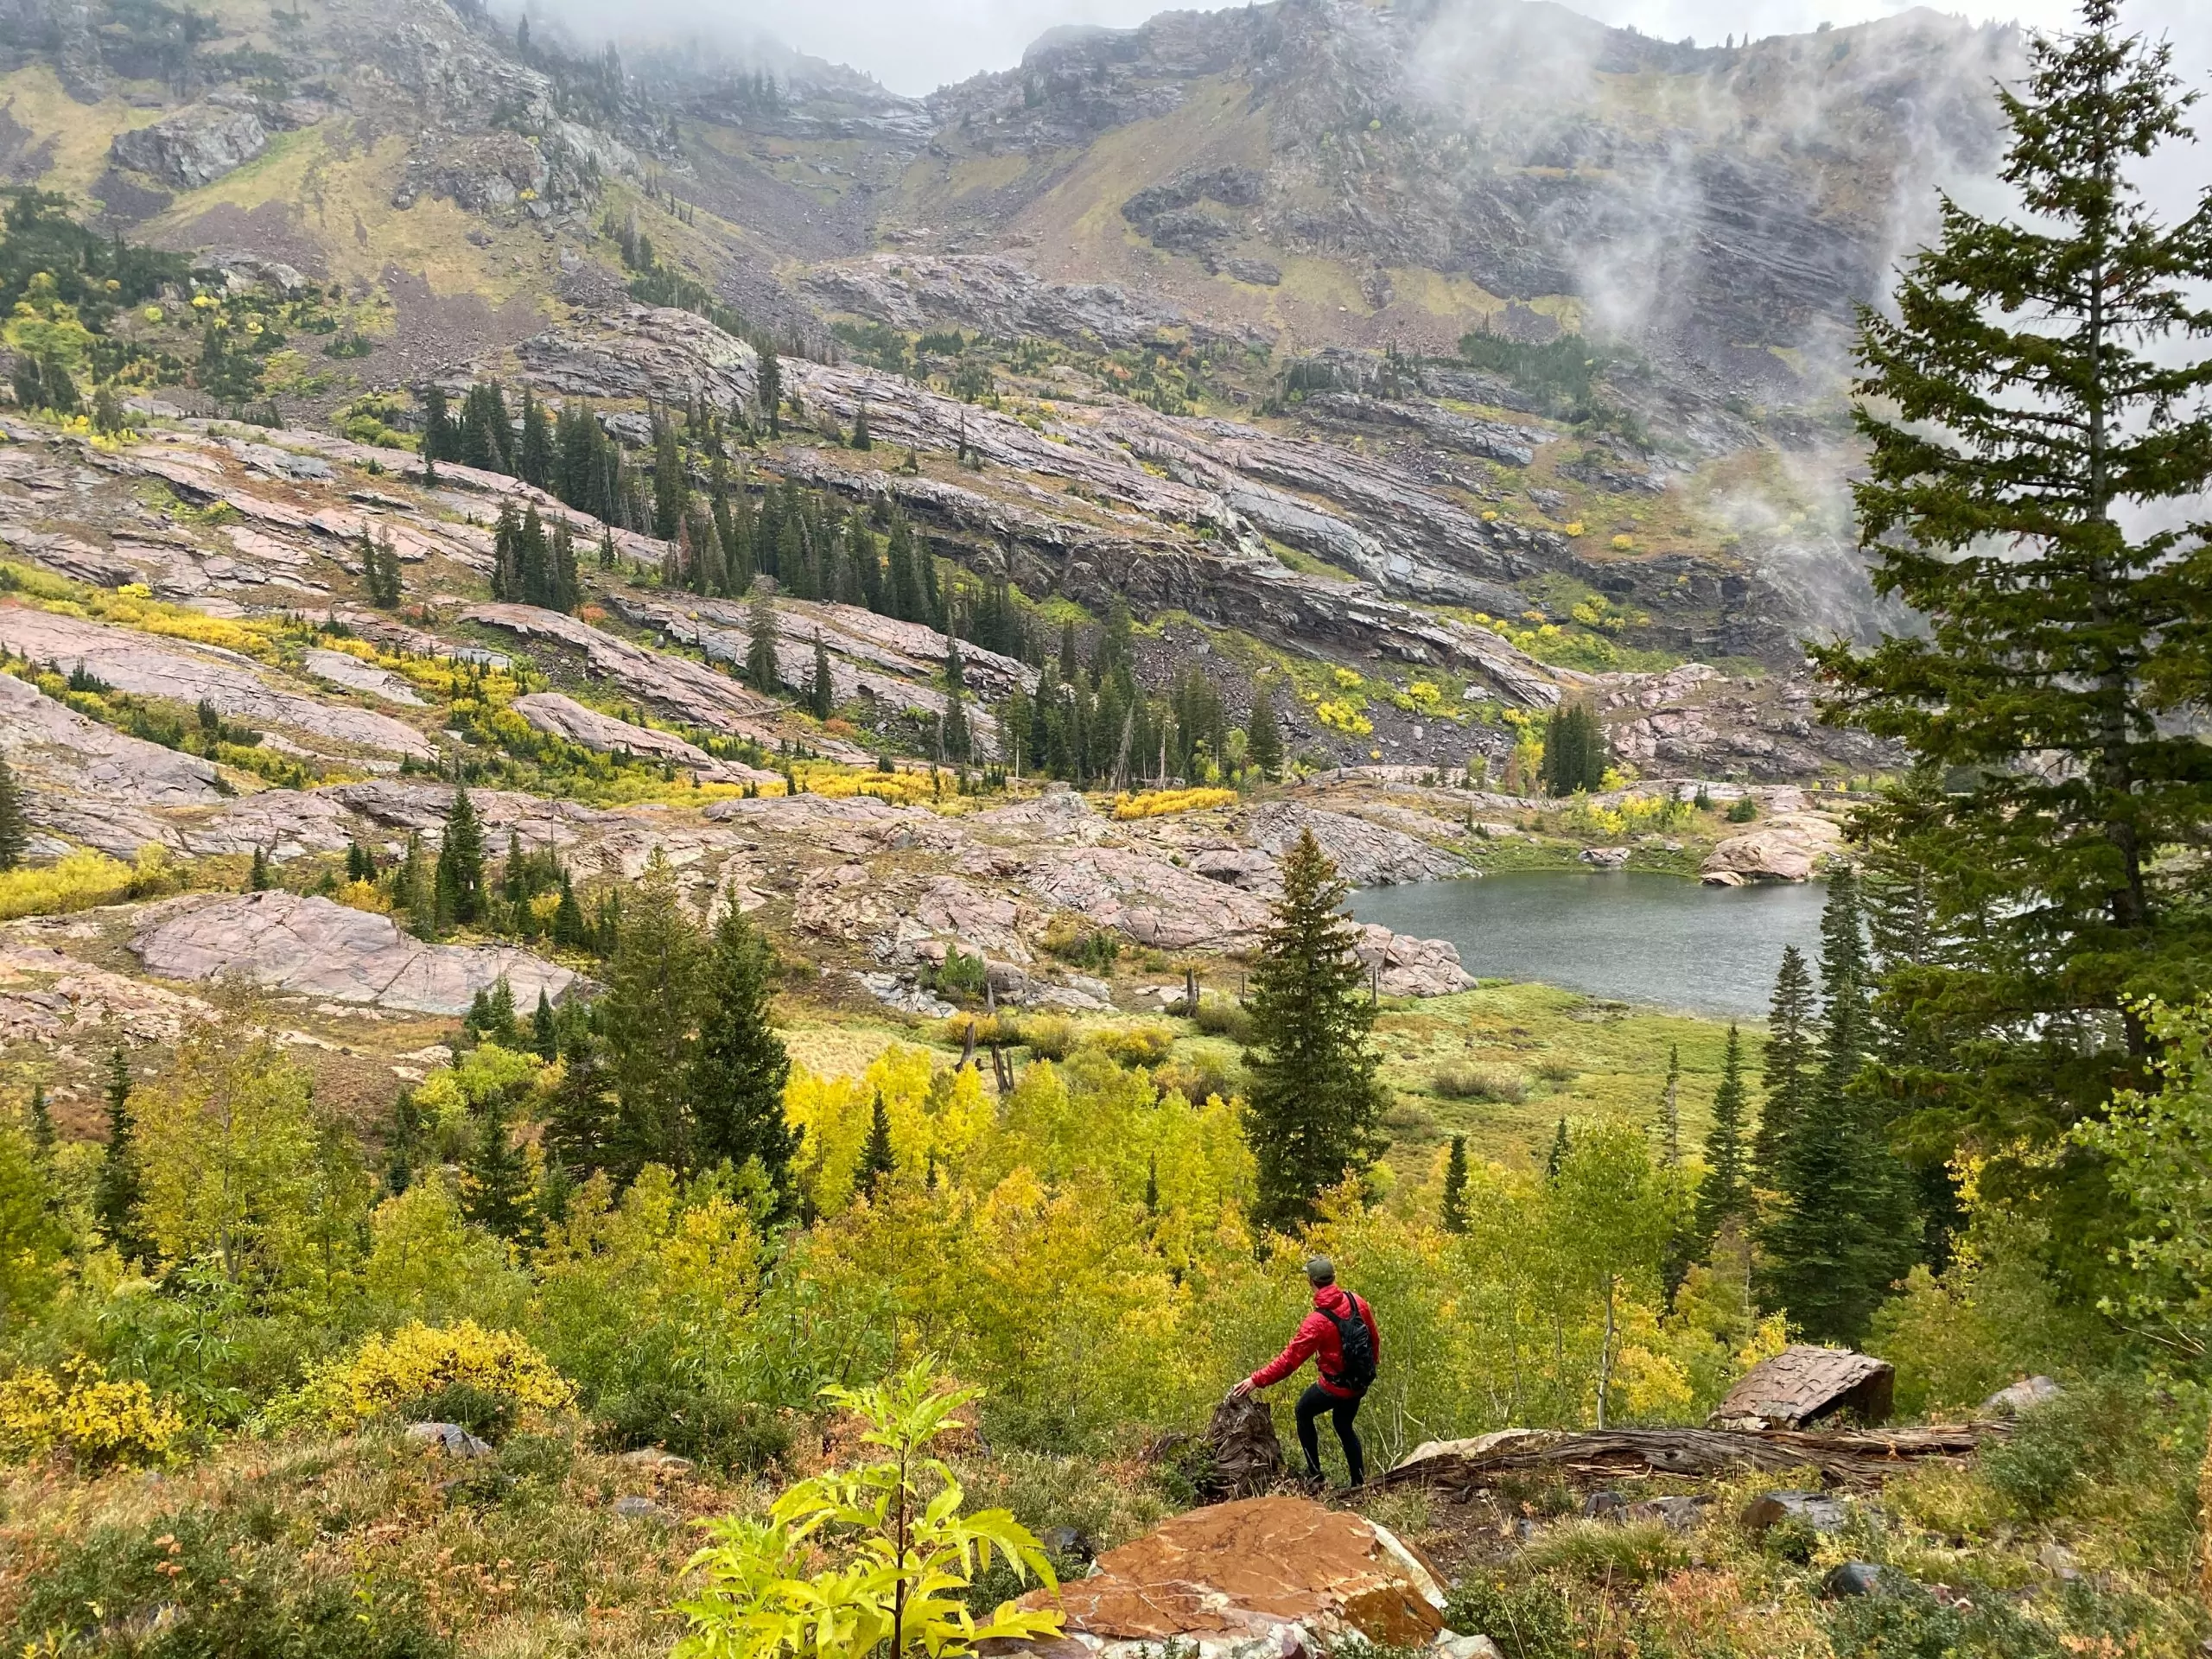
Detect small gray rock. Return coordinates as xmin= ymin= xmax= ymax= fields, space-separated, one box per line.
xmin=1039 ymin=1523 xmax=1095 ymax=1562
xmin=1743 ymin=1491 xmax=1851 ymax=1534
xmin=405 ymin=1421 xmax=493 ymax=1459
xmin=1822 ymin=1560 xmax=1919 ymax=1599
xmin=1980 ymin=1376 xmax=2063 ymax=1417
xmin=1580 ymin=1490 xmax=1630 ymax=1522
xmin=613 ymin=1495 xmax=678 ymax=1523
xmin=1431 ymin=1636 xmax=1503 ymax=1659
xmin=1626 ymin=1495 xmax=1705 ymax=1531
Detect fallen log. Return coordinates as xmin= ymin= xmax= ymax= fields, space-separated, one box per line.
xmin=1383 ymin=1423 xmax=2007 ymax=1492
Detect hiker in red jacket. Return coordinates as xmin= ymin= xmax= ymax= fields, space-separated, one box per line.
xmin=1230 ymin=1255 xmax=1379 ymax=1488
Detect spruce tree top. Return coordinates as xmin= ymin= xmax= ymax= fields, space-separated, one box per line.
xmin=1815 ymin=0 xmax=2212 ymax=1076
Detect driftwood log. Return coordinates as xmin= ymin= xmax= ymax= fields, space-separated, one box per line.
xmin=1382 ymin=1424 xmax=2007 ymax=1492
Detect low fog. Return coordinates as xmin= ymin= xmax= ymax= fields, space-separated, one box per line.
xmin=522 ymin=0 xmax=2202 ymax=99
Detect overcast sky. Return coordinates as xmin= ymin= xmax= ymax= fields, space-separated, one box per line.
xmin=605 ymin=0 xmax=2206 ymax=99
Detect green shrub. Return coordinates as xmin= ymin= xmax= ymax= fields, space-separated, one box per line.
xmin=1443 ymin=1575 xmax=1573 ymax=1659
xmin=10 ymin=1510 xmax=449 ymax=1657
xmin=599 ymin=1379 xmax=791 ymax=1474
xmin=1192 ymin=995 xmax=1255 ymax=1046
xmin=1517 ymin=1519 xmax=1680 ymax=1585
xmin=1726 ymin=796 xmax=1759 ymax=823
xmin=933 ymin=946 xmax=989 ymax=1001
xmin=399 ymin=1380 xmax=515 ymax=1443
xmin=1431 ymin=1062 xmax=1529 ymax=1103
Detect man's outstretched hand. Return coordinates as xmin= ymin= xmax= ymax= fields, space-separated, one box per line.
xmin=1228 ymin=1376 xmax=1255 ymax=1400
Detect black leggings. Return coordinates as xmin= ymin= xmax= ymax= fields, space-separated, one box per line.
xmin=1295 ymin=1382 xmax=1365 ymax=1487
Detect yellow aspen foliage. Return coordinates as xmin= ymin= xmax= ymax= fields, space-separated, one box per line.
xmin=300 ymin=1319 xmax=574 ymax=1427
xmin=0 ymin=1358 xmax=182 ymax=1469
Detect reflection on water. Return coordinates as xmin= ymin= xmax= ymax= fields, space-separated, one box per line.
xmin=1349 ymin=870 xmax=1827 ymax=1019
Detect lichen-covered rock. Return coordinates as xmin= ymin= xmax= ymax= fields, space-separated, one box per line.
xmin=1700 ymin=812 xmax=1845 ymax=884
xmin=0 ymin=607 xmax=434 ymax=759
xmin=1249 ymin=804 xmax=1465 ymax=888
xmin=131 ymin=892 xmax=581 ymax=1014
xmin=111 ymin=105 xmax=267 ymax=189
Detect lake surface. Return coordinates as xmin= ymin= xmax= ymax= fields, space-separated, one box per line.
xmin=1349 ymin=870 xmax=1827 ymax=1018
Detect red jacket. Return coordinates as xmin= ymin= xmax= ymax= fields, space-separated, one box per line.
xmin=1249 ymin=1285 xmax=1379 ymax=1398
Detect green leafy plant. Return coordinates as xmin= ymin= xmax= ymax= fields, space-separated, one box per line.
xmin=672 ymin=1363 xmax=1064 ymax=1659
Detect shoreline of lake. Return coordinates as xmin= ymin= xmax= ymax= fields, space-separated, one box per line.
xmin=1350 ymin=868 xmax=1827 ymax=1020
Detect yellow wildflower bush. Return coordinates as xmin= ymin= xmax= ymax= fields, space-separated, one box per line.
xmin=334 ymin=877 xmax=391 ymax=913
xmin=0 ymin=1359 xmax=184 ymax=1468
xmin=1110 ymin=787 xmax=1238 ymax=819
xmin=302 ymin=1320 xmax=575 ymax=1427
xmin=1313 ymin=699 xmax=1373 ymax=736
xmin=0 ymin=847 xmax=154 ymax=919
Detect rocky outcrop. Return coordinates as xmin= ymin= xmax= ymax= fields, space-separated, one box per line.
xmin=0 ymin=943 xmax=212 ymax=1046
xmin=302 ymin=649 xmax=427 ymax=707
xmin=1248 ymin=804 xmax=1465 ymax=888
xmin=131 ymin=893 xmax=581 ymax=1014
xmin=1020 ymin=844 xmax=1274 ymax=951
xmin=110 ymin=105 xmax=267 ymax=189
xmin=1700 ymin=812 xmax=1844 ymax=884
xmin=0 ymin=607 xmax=435 ymax=760
xmin=1300 ymin=393 xmax=1545 ymax=467
xmin=0 ymin=668 xmax=226 ymax=810
xmin=1351 ymin=924 xmax=1477 ymax=997
xmin=459 ymin=603 xmax=779 ymax=737
xmin=511 ymin=691 xmax=777 ymax=781
xmin=514 ymin=307 xmax=760 ymax=410
xmin=798 ymin=254 xmax=1218 ymax=351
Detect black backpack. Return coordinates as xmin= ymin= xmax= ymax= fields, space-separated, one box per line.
xmin=1324 ymin=1295 xmax=1376 ymax=1390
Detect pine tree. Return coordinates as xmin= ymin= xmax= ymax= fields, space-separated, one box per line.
xmin=400 ymin=831 xmax=437 ymax=938
xmin=691 ymin=899 xmax=798 ymax=1207
xmin=531 ymin=988 xmax=558 ymax=1060
xmin=1656 ymin=1043 xmax=1681 ymax=1166
xmin=0 ymin=753 xmax=28 ymax=871
xmin=1440 ymin=1133 xmax=1469 ymax=1234
xmin=1759 ymin=872 xmax=1921 ymax=1340
xmin=1243 ymin=829 xmax=1383 ymax=1230
xmin=1544 ymin=1117 xmax=1569 ymax=1180
xmin=851 ymin=401 xmax=872 ymax=449
xmin=1690 ymin=1024 xmax=1751 ymax=1258
xmin=435 ymin=786 xmax=486 ymax=929
xmin=1246 ymin=689 xmax=1283 ymax=781
xmin=809 ymin=632 xmax=834 ymax=719
xmin=1752 ymin=944 xmax=1816 ymax=1188
xmin=463 ymin=1084 xmax=530 ymax=1239
xmin=652 ymin=414 xmax=687 ymax=543
xmin=248 ymin=845 xmax=271 ymax=891
xmin=92 ymin=1045 xmax=138 ymax=1255
xmin=603 ymin=851 xmax=702 ymax=1177
xmin=420 ymin=384 xmax=456 ymax=461
xmin=858 ymin=1090 xmax=895 ymax=1196
xmin=28 ymin=1081 xmax=53 ymax=1164
xmin=758 ymin=347 xmax=782 ymax=435
xmin=551 ymin=870 xmax=588 ymax=950
xmin=518 ymin=389 xmax=553 ymax=489
xmin=1809 ymin=0 xmax=2212 ymax=1262
xmin=1541 ymin=702 xmax=1609 ymax=796
xmin=746 ymin=588 xmax=780 ymax=694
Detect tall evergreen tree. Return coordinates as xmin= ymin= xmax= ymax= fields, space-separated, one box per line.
xmin=652 ymin=413 xmax=687 ymax=542
xmin=1246 ymin=688 xmax=1283 ymax=781
xmin=517 ymin=390 xmax=553 ymax=490
xmin=1242 ymin=830 xmax=1384 ymax=1230
xmin=248 ymin=845 xmax=271 ymax=891
xmin=758 ymin=348 xmax=782 ymax=435
xmin=399 ymin=831 xmax=437 ymax=939
xmin=464 ymin=1083 xmax=531 ymax=1239
xmin=809 ymin=632 xmax=834 ymax=720
xmin=691 ymin=899 xmax=798 ymax=1206
xmin=92 ymin=1045 xmax=137 ymax=1255
xmin=1541 ymin=702 xmax=1610 ymax=796
xmin=420 ymin=384 xmax=458 ymax=462
xmin=28 ymin=1081 xmax=53 ymax=1164
xmin=1810 ymin=0 xmax=2212 ymax=1277
xmin=746 ymin=589 xmax=780 ymax=694
xmin=858 ymin=1090 xmax=894 ymax=1196
xmin=1544 ymin=1117 xmax=1568 ymax=1181
xmin=1691 ymin=1024 xmax=1751 ymax=1259
xmin=0 ymin=753 xmax=29 ymax=871
xmin=1752 ymin=944 xmax=1816 ymax=1189
xmin=531 ymin=988 xmax=559 ymax=1060
xmin=1440 ymin=1133 xmax=1470 ymax=1234
xmin=435 ymin=787 xmax=486 ymax=929
xmin=602 ymin=851 xmax=702 ymax=1177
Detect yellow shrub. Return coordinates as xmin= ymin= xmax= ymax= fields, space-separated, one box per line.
xmin=1111 ymin=787 xmax=1237 ymax=819
xmin=1332 ymin=667 xmax=1363 ymax=690
xmin=302 ymin=1319 xmax=575 ymax=1427
xmin=334 ymin=878 xmax=390 ymax=913
xmin=0 ymin=1359 xmax=183 ymax=1468
xmin=0 ymin=848 xmax=141 ymax=919
xmin=1313 ymin=700 xmax=1373 ymax=737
